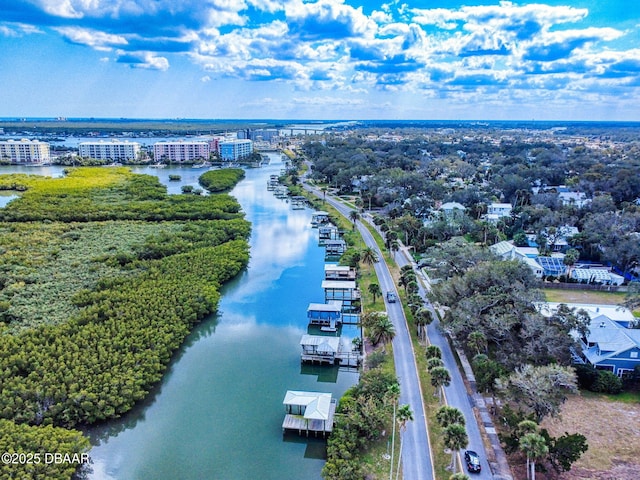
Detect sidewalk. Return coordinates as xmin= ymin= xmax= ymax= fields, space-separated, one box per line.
xmin=455 ymin=346 xmax=514 ymax=480
xmin=396 ymin=237 xmax=514 ymax=480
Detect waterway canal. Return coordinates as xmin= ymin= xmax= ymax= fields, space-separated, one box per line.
xmin=62 ymin=155 xmax=360 ymax=479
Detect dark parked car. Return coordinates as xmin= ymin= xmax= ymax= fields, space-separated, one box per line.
xmin=465 ymin=450 xmax=481 ymax=473
xmin=386 ymin=291 xmax=397 ymax=303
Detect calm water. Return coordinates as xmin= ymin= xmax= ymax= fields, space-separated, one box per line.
xmin=9 ymin=155 xmax=358 ymax=479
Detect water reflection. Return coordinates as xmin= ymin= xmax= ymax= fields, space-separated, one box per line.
xmin=0 ymin=192 xmax=18 ymax=207
xmin=86 ymin=153 xmax=359 ymax=480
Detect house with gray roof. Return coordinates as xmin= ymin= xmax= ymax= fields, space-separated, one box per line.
xmin=577 ymin=315 xmax=640 ymax=377
xmin=540 ymin=302 xmax=640 ymax=377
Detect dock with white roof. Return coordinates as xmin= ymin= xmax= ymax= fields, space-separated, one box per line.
xmin=282 ymin=391 xmax=337 ymax=436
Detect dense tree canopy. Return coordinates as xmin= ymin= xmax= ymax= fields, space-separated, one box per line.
xmin=0 ymin=167 xmax=250 ymax=478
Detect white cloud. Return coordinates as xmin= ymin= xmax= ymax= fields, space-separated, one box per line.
xmin=54 ymin=26 xmax=127 ymax=50
xmin=0 ymin=22 xmax=43 ymax=37
xmin=37 ymin=0 xmax=85 ymax=19
xmin=116 ymin=50 xmax=170 ymax=70
xmin=201 ymin=75 xmax=211 ymax=82
xmin=285 ymin=0 xmax=378 ymax=40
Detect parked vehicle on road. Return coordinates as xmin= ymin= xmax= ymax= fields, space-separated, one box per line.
xmin=386 ymin=291 xmax=397 ymax=303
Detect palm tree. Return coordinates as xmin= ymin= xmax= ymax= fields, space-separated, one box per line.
xmin=390 ymin=239 xmax=400 ymax=259
xmin=430 ymin=366 xmax=451 ymax=402
xmin=443 ymin=423 xmax=468 ymax=473
xmin=398 ymin=270 xmax=416 ymax=292
xmin=386 ymin=383 xmax=401 ymax=480
xmin=414 ymin=307 xmax=433 ymax=341
xmin=349 ymin=209 xmax=359 ymax=229
xmin=426 ymin=357 xmax=444 ymax=372
xmin=520 ymin=432 xmax=548 ymax=480
xmin=394 ymin=404 xmax=414 ymax=480
xmin=425 ymin=345 xmax=442 ymax=360
xmin=406 ymin=280 xmax=419 ymax=295
xmin=466 ymin=331 xmax=487 ymax=355
xmin=563 ymin=248 xmax=580 ymax=278
xmin=368 ymin=283 xmax=382 ymax=303
xmin=516 ymin=421 xmax=540 ymax=478
xmin=360 ymin=246 xmax=379 ymax=265
xmin=436 ymin=406 xmax=465 ymax=429
xmin=385 ymin=230 xmax=398 ymax=250
xmin=370 ymin=315 xmax=395 ymax=351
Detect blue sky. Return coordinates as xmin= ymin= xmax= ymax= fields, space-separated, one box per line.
xmin=1 ymin=0 xmax=639 ymax=120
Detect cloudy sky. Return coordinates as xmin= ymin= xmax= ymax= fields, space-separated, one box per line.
xmin=1 ymin=0 xmax=639 ymax=120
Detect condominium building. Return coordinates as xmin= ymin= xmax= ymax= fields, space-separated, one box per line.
xmin=219 ymin=139 xmax=253 ymax=161
xmin=78 ymin=140 xmax=141 ymax=162
xmin=0 ymin=139 xmax=50 ymax=163
xmin=153 ymin=141 xmax=210 ymax=163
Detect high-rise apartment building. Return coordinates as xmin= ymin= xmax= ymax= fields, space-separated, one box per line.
xmin=219 ymin=139 xmax=253 ymax=161
xmin=153 ymin=141 xmax=210 ymax=163
xmin=0 ymin=139 xmax=50 ymax=163
xmin=78 ymin=140 xmax=141 ymax=162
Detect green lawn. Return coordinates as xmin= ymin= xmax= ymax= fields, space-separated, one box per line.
xmin=543 ymin=288 xmax=627 ymax=305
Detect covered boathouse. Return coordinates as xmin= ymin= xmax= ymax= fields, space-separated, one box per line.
xmin=307 ymin=302 xmax=342 ymax=331
xmin=282 ymin=391 xmax=336 ymax=437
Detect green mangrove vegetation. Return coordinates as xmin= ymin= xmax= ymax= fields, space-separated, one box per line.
xmin=0 ymin=419 xmax=91 ymax=480
xmin=198 ymin=168 xmax=246 ymax=193
xmin=0 ymin=167 xmax=250 ymax=478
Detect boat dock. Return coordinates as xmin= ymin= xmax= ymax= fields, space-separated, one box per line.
xmin=282 ymin=391 xmax=337 ymax=437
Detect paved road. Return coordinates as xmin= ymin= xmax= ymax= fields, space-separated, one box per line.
xmin=301 ymin=160 xmax=502 ymax=478
xmin=303 ymin=183 xmax=435 ymax=480
xmin=395 ymin=247 xmax=494 ymax=480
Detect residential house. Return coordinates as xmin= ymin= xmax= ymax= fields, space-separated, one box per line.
xmin=490 ymin=241 xmax=544 ymax=278
xmin=527 ymin=226 xmax=579 ymax=253
xmin=540 ymin=303 xmax=639 ymax=377
xmin=485 ymin=203 xmax=512 ymax=223
xmin=439 ymin=202 xmax=466 ymax=221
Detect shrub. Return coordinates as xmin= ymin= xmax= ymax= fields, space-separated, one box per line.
xmin=574 ymin=364 xmax=599 ymax=390
xmin=591 ymin=370 xmax=623 ymax=394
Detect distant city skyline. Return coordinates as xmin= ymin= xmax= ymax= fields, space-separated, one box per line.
xmin=1 ymin=0 xmax=639 ymax=121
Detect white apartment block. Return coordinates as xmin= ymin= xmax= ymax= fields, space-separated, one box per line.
xmin=79 ymin=140 xmax=141 ymax=162
xmin=153 ymin=141 xmax=210 ymax=163
xmin=219 ymin=139 xmax=253 ymax=161
xmin=0 ymin=139 xmax=50 ymax=163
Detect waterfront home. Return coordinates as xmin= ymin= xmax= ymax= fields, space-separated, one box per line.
xmin=282 ymin=391 xmax=337 ymax=436
xmin=324 ymin=264 xmax=356 ymax=281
